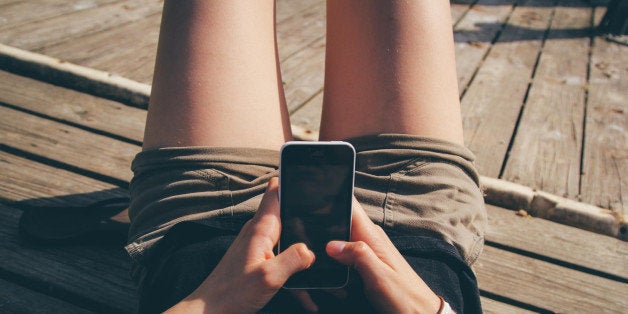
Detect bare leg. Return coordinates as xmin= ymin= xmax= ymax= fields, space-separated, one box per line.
xmin=143 ymin=0 xmax=290 ymax=150
xmin=320 ymin=0 xmax=464 ymax=145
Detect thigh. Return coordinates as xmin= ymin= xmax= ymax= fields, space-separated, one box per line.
xmin=320 ymin=1 xmax=463 ymax=144
xmin=143 ymin=0 xmax=291 ymax=150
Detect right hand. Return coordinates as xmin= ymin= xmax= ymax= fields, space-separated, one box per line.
xmin=326 ymin=198 xmax=443 ymax=313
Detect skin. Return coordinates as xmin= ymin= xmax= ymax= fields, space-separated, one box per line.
xmin=165 ymin=178 xmax=316 ymax=313
xmin=165 ymin=178 xmax=441 ymax=313
xmin=320 ymin=0 xmax=464 ymax=144
xmin=140 ymin=0 xmax=463 ymax=312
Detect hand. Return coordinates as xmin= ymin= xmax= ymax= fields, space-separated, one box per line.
xmin=166 ymin=178 xmax=316 ymax=313
xmin=326 ymin=198 xmax=442 ymax=313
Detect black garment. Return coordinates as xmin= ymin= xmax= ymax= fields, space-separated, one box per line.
xmin=137 ymin=221 xmax=482 ymax=313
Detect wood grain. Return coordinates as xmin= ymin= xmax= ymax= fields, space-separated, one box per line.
xmin=0 ymin=0 xmax=120 ymax=31
xmin=481 ymin=297 xmax=537 ymax=314
xmin=485 ymin=205 xmax=628 ymax=279
xmin=0 ymin=70 xmax=146 ymax=143
xmin=0 ymin=151 xmax=134 ymax=311
xmin=290 ymin=91 xmax=323 ymax=137
xmin=281 ymin=37 xmax=326 ymax=112
xmin=0 ymin=202 xmax=136 ymax=313
xmin=454 ymin=0 xmax=516 ymax=94
xmin=0 ymin=105 xmax=138 ymax=183
xmin=476 ymin=245 xmax=628 ymax=313
xmin=461 ymin=0 xmax=554 ymax=177
xmin=276 ymin=0 xmax=319 ymax=24
xmin=276 ymin=0 xmax=326 ymax=62
xmin=502 ymin=2 xmax=591 ymax=200
xmin=0 ymin=278 xmax=90 ymax=313
xmin=580 ymin=8 xmax=628 ymax=213
xmin=38 ymin=12 xmax=162 ymax=84
xmin=0 ymin=0 xmax=163 ymax=51
xmin=0 ymin=151 xmax=126 ymax=205
xmin=451 ymin=1 xmax=473 ymax=25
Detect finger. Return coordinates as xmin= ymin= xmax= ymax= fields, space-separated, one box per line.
xmin=322 ymin=288 xmax=348 ymax=300
xmin=349 ymin=198 xmax=394 ymax=252
xmin=264 ymin=243 xmax=315 ymax=286
xmin=349 ymin=198 xmax=407 ymax=267
xmin=326 ymin=240 xmax=386 ymax=284
xmin=290 ymin=290 xmax=318 ymax=313
xmin=253 ymin=177 xmax=280 ymax=219
xmin=248 ymin=177 xmax=281 ymax=241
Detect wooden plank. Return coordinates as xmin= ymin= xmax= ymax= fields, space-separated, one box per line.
xmin=0 ymin=0 xmax=120 ymax=31
xmin=276 ymin=0 xmax=320 ymax=24
xmin=451 ymin=1 xmax=474 ymax=25
xmin=502 ymin=2 xmax=591 ymax=200
xmin=0 ymin=149 xmax=126 ymax=205
xmin=290 ymin=91 xmax=323 ymax=138
xmin=0 ymin=278 xmax=90 ymax=313
xmin=0 ymin=70 xmax=146 ymax=143
xmin=37 ymin=12 xmax=162 ymax=84
xmin=454 ymin=0 xmax=516 ymax=94
xmin=276 ymin=0 xmax=325 ymax=62
xmin=0 ymin=105 xmax=139 ymax=183
xmin=485 ymin=205 xmax=628 ymax=280
xmin=461 ymin=0 xmax=554 ymax=177
xmin=476 ymin=245 xmax=628 ymax=313
xmin=0 ymin=0 xmax=163 ymax=51
xmin=0 ymin=202 xmax=136 ymax=312
xmin=0 ymin=152 xmax=135 ymax=312
xmin=481 ymin=297 xmax=537 ymax=314
xmin=281 ymin=37 xmax=326 ymax=112
xmin=580 ymin=7 xmax=628 ymax=213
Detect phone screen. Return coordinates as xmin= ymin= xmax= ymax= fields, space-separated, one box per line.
xmin=279 ymin=142 xmax=355 ymax=289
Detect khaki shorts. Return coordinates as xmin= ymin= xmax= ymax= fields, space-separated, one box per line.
xmin=126 ymin=134 xmax=487 ymax=280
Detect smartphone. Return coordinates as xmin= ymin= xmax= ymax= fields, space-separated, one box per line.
xmin=278 ymin=141 xmax=355 ymax=289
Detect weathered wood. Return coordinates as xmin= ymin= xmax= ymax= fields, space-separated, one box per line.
xmin=0 ymin=151 xmax=135 ymax=312
xmin=290 ymin=91 xmax=323 ymax=138
xmin=0 ymin=278 xmax=90 ymax=313
xmin=0 ymin=202 xmax=136 ymax=313
xmin=0 ymin=43 xmax=152 ymax=108
xmin=281 ymin=37 xmax=326 ymax=112
xmin=454 ymin=0 xmax=516 ymax=94
xmin=481 ymin=297 xmax=538 ymax=314
xmin=277 ymin=0 xmax=326 ymax=62
xmin=0 ymin=70 xmax=146 ymax=144
xmin=0 ymin=150 xmax=126 ymax=205
xmin=38 ymin=12 xmax=162 ymax=84
xmin=476 ymin=245 xmax=628 ymax=313
xmin=276 ymin=0 xmax=319 ymax=24
xmin=461 ymin=0 xmax=554 ymax=177
xmin=485 ymin=204 xmax=627 ymax=279
xmin=0 ymin=105 xmax=139 ymax=183
xmin=580 ymin=7 xmax=628 ymax=212
xmin=0 ymin=0 xmax=119 ymax=31
xmin=0 ymin=0 xmax=163 ymax=51
xmin=451 ymin=1 xmax=474 ymax=25
xmin=502 ymin=2 xmax=591 ymax=200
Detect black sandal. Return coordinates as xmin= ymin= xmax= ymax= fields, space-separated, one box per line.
xmin=18 ymin=197 xmax=130 ymax=246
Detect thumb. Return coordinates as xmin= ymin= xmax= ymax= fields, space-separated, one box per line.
xmin=326 ymin=240 xmax=386 ymax=282
xmin=266 ymin=243 xmax=315 ymax=285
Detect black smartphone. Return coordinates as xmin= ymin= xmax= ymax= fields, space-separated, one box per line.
xmin=278 ymin=141 xmax=355 ymax=289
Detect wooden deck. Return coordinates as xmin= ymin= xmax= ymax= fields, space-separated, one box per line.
xmin=0 ymin=0 xmax=626 ymax=313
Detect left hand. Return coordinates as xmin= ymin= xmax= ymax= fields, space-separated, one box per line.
xmin=165 ymin=177 xmax=316 ymax=313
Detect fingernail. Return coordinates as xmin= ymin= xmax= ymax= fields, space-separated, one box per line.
xmin=327 ymin=241 xmax=346 ymax=256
